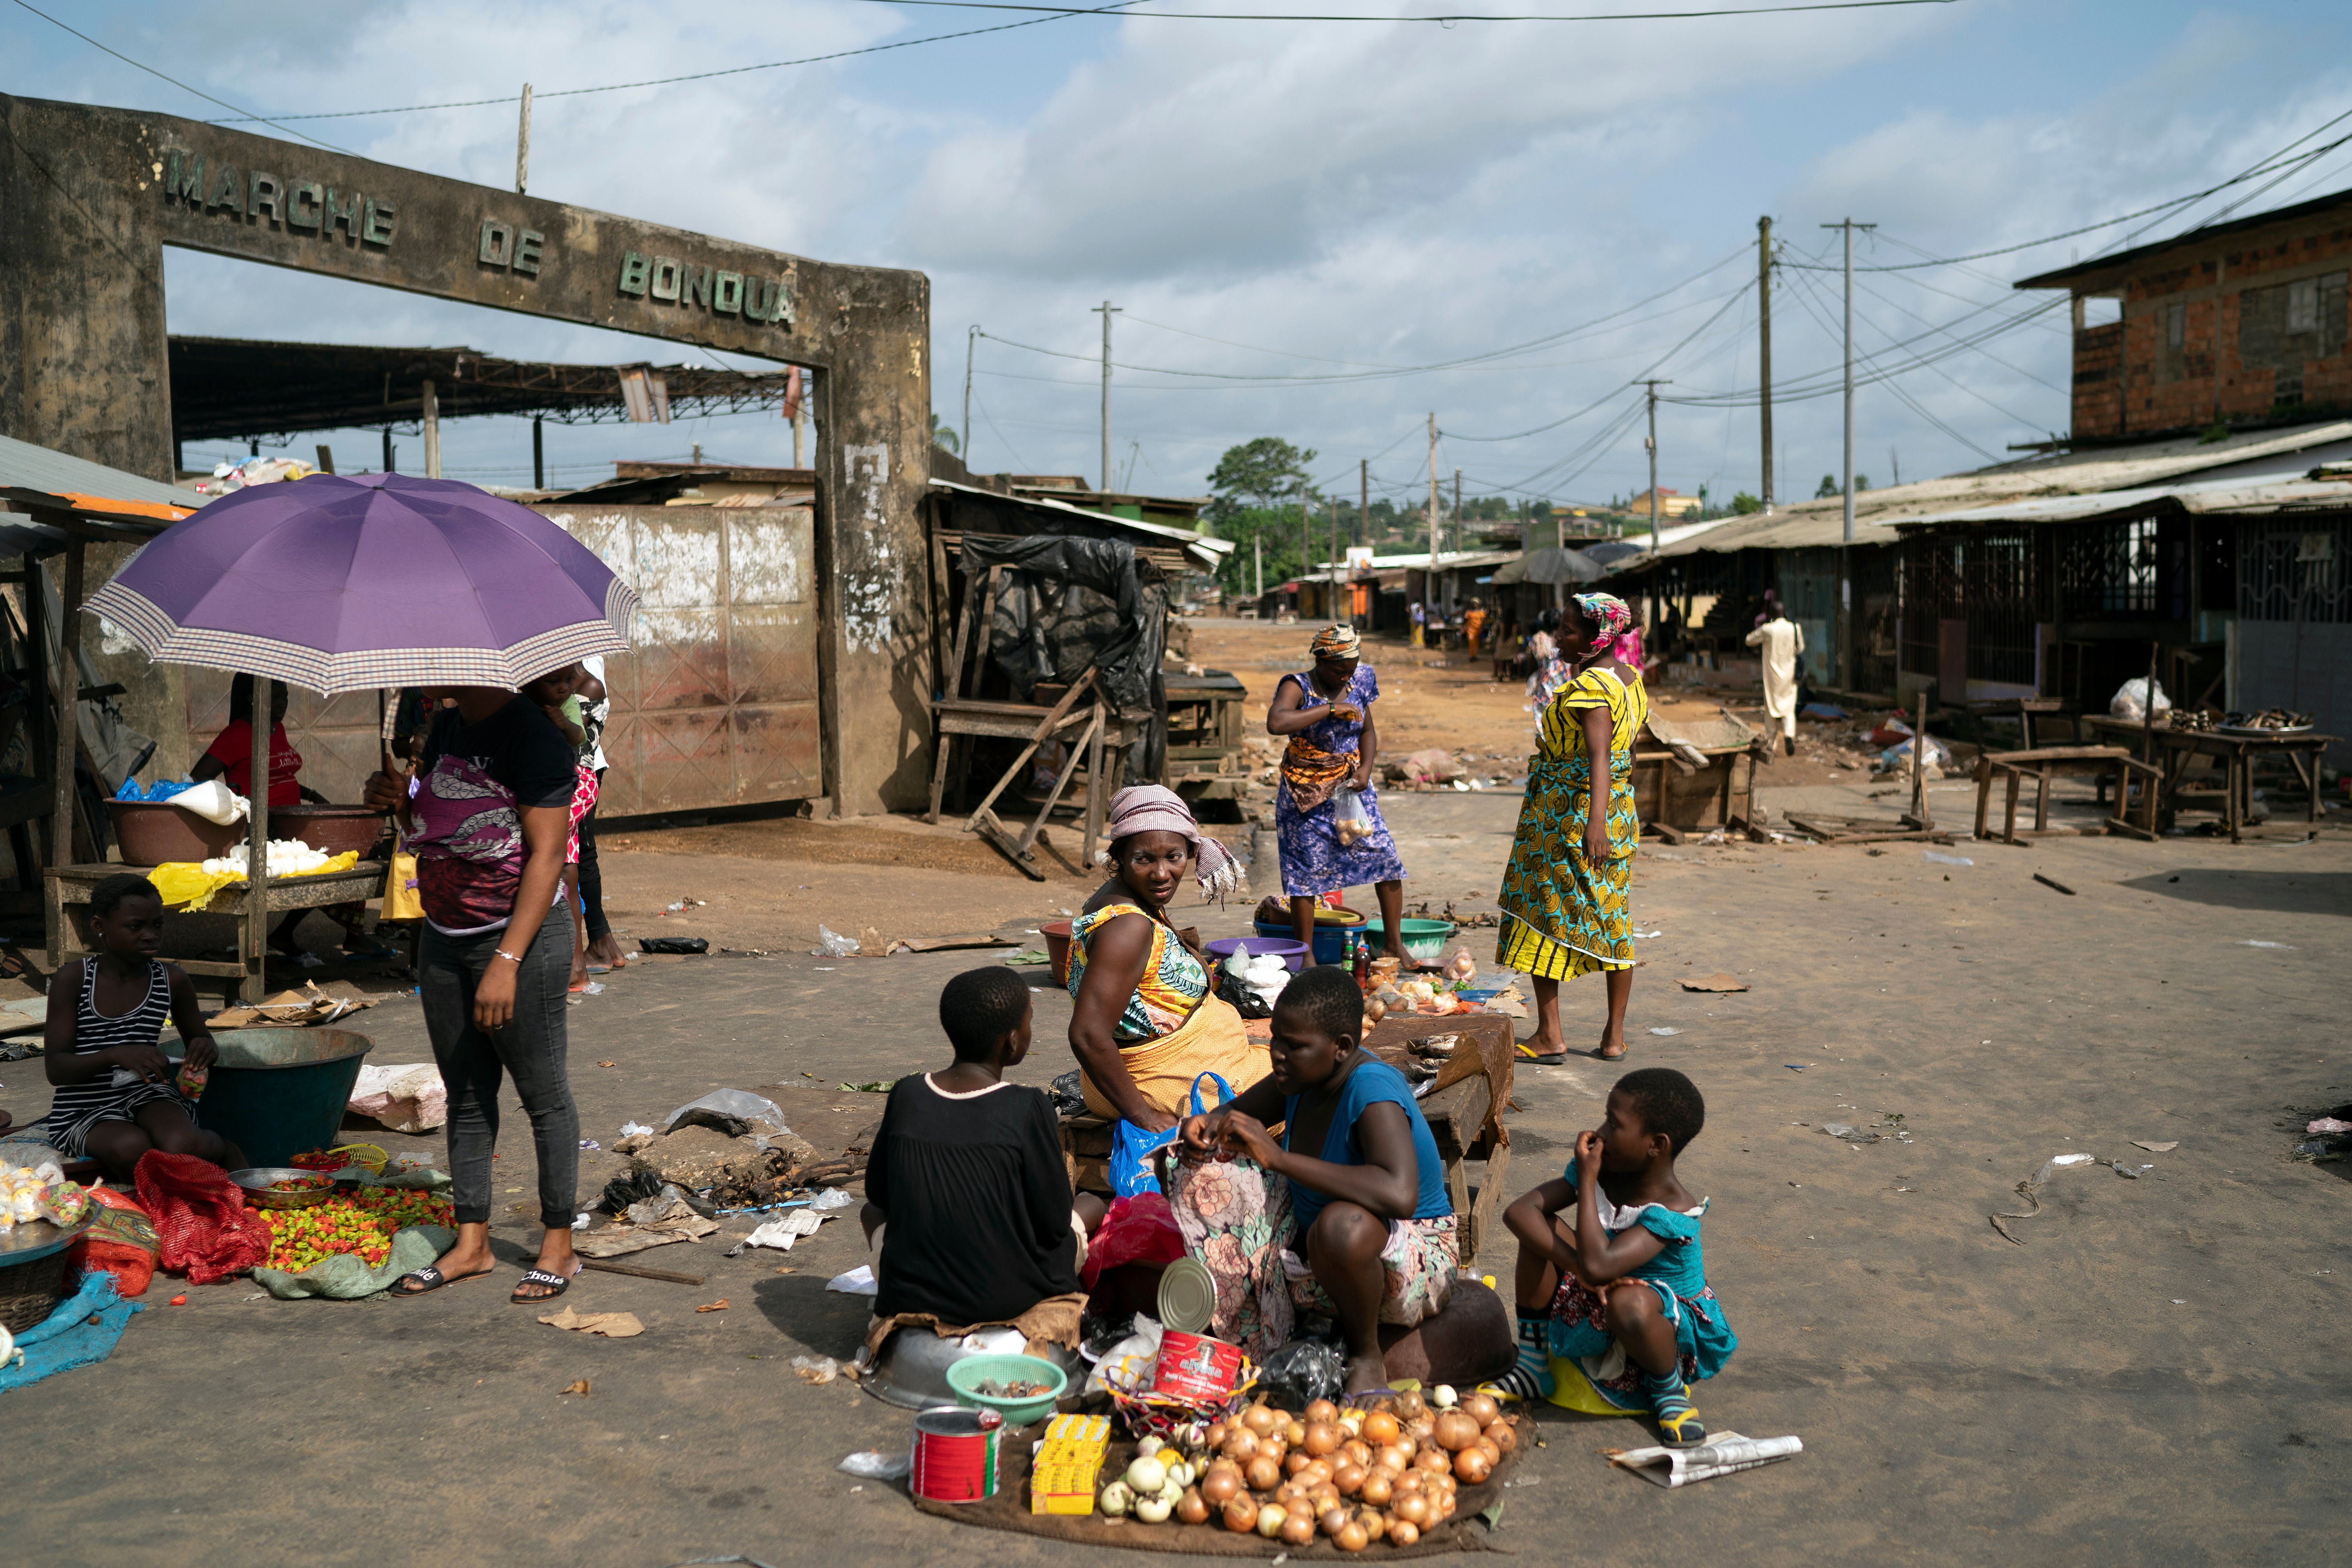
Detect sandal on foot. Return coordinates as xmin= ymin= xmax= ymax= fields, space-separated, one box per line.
xmin=1516 ymin=1038 xmax=1568 ymax=1066
xmin=391 ymin=1265 xmax=482 ymax=1296
xmin=510 ymin=1267 xmax=576 ymax=1304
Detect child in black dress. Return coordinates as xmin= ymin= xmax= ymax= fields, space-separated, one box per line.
xmin=861 ymin=968 xmax=1091 ymax=1328
xmin=43 ymin=874 xmax=242 ymax=1180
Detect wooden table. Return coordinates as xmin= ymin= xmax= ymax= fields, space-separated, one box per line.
xmin=2154 ymin=729 xmax=2335 ymax=842
xmin=1971 ymin=746 xmax=2160 ymax=843
xmin=1961 ymin=697 xmax=2079 ymax=750
xmin=926 ymin=693 xmax=1147 ymax=875
xmin=1058 ymin=1012 xmax=1516 ymax=1261
xmin=46 ymin=861 xmax=387 ymax=1004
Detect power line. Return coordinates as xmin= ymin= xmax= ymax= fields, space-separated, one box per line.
xmin=854 ymin=0 xmax=1960 ymax=19
xmin=191 ymin=2 xmax=1149 ymax=123
xmin=1775 ymin=106 xmax=2352 ymax=274
xmin=7 ymin=0 xmax=354 ymax=151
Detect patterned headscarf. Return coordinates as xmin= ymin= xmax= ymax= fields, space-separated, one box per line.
xmin=1309 ymin=623 xmax=1361 ymax=661
xmin=1099 ymin=784 xmax=1246 ymax=903
xmin=1572 ymin=592 xmax=1643 ymax=666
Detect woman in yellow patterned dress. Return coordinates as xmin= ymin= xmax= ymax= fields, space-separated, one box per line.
xmin=1495 ymin=593 xmax=1647 ymax=1064
xmin=1068 ymin=786 xmax=1267 ymax=1130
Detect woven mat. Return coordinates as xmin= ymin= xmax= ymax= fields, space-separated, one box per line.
xmin=913 ymin=1416 xmax=1528 ymax=1557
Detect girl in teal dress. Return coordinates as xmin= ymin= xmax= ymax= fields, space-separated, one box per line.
xmin=1496 ymin=1067 xmax=1734 ymax=1447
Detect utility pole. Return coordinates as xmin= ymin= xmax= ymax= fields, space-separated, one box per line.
xmin=1453 ymin=469 xmax=1462 ymax=556
xmin=1824 ymin=217 xmax=1875 ymax=689
xmin=1636 ymin=380 xmax=1670 ymax=554
xmin=962 ymin=326 xmax=977 ymax=471
xmin=1358 ymin=458 xmax=1369 ymax=618
xmin=1426 ymin=413 xmax=1439 ymax=573
xmin=1254 ymin=534 xmax=1262 ymax=600
xmin=1757 ymin=215 xmax=1773 ymax=513
xmin=515 ymin=84 xmax=532 ymax=194
xmin=1326 ymin=496 xmax=1338 ymax=620
xmin=1092 ymin=302 xmax=1121 ymax=492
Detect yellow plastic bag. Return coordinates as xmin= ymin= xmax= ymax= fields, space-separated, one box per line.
xmin=148 ymin=861 xmax=241 ymax=912
xmin=382 ymin=846 xmax=422 ymax=922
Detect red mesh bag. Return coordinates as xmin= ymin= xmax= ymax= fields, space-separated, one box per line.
xmin=133 ymin=1151 xmax=270 ymax=1285
xmin=66 ymin=1185 xmax=161 ymax=1298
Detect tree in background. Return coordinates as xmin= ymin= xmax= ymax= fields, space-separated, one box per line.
xmin=1207 ymin=437 xmax=1317 ymax=524
xmin=1815 ymin=472 xmax=1869 ymax=498
xmin=930 ymin=411 xmax=959 ymax=456
xmin=1731 ymin=492 xmax=1764 ymax=514
xmin=1210 ymin=507 xmax=1315 ymax=599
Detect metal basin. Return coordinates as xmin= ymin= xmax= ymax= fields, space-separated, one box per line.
xmin=867 ymin=1326 xmax=1082 ymax=1411
xmin=166 ymin=1028 xmax=375 ymax=1169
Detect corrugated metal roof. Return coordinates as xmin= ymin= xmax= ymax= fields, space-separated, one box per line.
xmin=930 ymin=478 xmax=1233 ymax=566
xmin=0 ymin=432 xmax=204 ymax=510
xmin=1895 ymin=473 xmax=2352 ymax=530
xmin=1633 ymin=418 xmax=2352 ymax=560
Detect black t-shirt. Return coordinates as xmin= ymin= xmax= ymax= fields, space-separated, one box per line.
xmin=410 ymin=697 xmax=578 ymax=933
xmin=867 ymin=1075 xmax=1082 ymax=1325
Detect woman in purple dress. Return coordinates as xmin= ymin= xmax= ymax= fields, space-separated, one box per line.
xmin=1268 ymin=624 xmax=1410 ymax=963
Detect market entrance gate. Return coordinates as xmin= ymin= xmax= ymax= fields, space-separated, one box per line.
xmin=0 ymin=94 xmax=932 ymax=815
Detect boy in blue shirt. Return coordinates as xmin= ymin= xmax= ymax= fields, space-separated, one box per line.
xmin=1180 ymin=965 xmax=1457 ymax=1394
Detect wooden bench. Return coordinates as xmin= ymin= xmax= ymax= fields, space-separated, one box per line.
xmin=1971 ymin=746 xmax=2159 ymax=844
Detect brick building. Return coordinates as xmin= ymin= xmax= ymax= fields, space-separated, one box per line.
xmin=2018 ymin=188 xmax=2352 ymax=441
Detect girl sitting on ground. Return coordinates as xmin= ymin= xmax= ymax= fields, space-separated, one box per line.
xmin=862 ymin=967 xmax=1092 ymax=1332
xmin=42 ymin=873 xmax=242 ymax=1181
xmin=1179 ymin=965 xmax=1461 ymax=1394
xmin=1496 ymin=1067 xmax=1735 ymax=1447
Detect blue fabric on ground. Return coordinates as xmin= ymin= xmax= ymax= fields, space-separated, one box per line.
xmin=0 ymin=1271 xmax=143 ymax=1392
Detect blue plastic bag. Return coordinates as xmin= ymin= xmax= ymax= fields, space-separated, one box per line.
xmin=1107 ymin=1073 xmax=1234 ymax=1198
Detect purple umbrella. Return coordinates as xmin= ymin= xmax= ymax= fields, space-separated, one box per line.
xmin=86 ymin=472 xmax=636 ymax=692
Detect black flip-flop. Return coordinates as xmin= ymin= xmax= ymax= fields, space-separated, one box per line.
xmin=1515 ymin=1039 xmax=1568 ymax=1066
xmin=510 ymin=1267 xmax=576 ymax=1304
xmin=391 ymin=1265 xmax=484 ymax=1296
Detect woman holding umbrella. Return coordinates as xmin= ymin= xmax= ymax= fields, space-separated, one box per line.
xmin=368 ymin=684 xmax=583 ymax=1299
xmin=86 ymin=471 xmax=638 ymax=1303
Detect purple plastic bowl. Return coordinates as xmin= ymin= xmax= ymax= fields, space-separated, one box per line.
xmin=1205 ymin=935 xmax=1309 ymax=974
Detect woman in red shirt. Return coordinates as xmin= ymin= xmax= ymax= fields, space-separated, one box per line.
xmin=190 ymin=675 xmax=392 ymax=965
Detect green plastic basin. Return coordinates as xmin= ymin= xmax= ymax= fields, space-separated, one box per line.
xmin=166 ymin=1028 xmax=375 ymax=1169
xmin=1363 ymin=917 xmax=1456 ymax=962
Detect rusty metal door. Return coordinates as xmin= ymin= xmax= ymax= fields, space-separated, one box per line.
xmin=537 ymin=502 xmax=821 ymax=813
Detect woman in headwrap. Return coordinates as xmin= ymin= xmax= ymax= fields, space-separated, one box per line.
xmin=1268 ymin=624 xmax=1410 ymax=962
xmin=1067 ymin=785 xmax=1267 ymax=1130
xmin=1495 ymin=593 xmax=1648 ymax=1063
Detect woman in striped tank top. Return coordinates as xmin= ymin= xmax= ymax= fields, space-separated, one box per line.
xmin=43 ymin=874 xmax=240 ymax=1181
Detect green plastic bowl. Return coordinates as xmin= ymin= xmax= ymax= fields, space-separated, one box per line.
xmin=1364 ymin=917 xmax=1455 ymax=962
xmin=945 ymin=1353 xmax=1067 ymax=1426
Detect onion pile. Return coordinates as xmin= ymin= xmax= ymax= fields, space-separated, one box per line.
xmin=1098 ymin=1394 xmax=1512 ymax=1548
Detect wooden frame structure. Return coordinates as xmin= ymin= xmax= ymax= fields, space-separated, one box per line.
xmin=1970 ymin=745 xmax=2160 ymax=844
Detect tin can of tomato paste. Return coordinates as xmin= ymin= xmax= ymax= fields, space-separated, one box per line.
xmin=1152 ymin=1330 xmax=1244 ymax=1404
xmin=911 ymin=1406 xmax=1002 ymax=1503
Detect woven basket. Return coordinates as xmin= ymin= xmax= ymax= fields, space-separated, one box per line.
xmin=0 ymin=1247 xmax=72 ymax=1333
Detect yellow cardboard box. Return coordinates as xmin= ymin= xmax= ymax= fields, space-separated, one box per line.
xmin=1029 ymin=1412 xmax=1112 ymax=1515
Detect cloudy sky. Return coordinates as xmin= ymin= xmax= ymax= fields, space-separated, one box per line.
xmin=10 ymin=0 xmax=2352 ymax=508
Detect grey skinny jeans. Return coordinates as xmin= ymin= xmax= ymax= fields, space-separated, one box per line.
xmin=420 ymin=902 xmax=578 ymax=1229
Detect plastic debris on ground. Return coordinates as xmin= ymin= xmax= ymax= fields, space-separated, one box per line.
xmin=814 ymin=925 xmax=862 ymax=957
xmin=2307 ymin=1118 xmax=2352 ymax=1135
xmin=638 ymin=937 xmax=709 ymax=955
xmin=539 ymin=1307 xmax=644 ymax=1338
xmin=1922 ymin=851 xmax=1973 ymax=866
xmin=2236 ymin=940 xmax=2296 ymax=950
xmin=347 ymin=1062 xmax=448 ymax=1133
xmin=1648 ymin=1027 xmax=1682 ymax=1037
xmin=840 ymin=1450 xmax=913 ymax=1480
xmin=620 ymin=1121 xmax=654 ymax=1138
xmin=792 ymin=1355 xmax=841 ymax=1385
xmin=729 ymin=1210 xmax=824 ymax=1254
xmin=1991 ymin=1152 xmax=2100 ymax=1244
xmin=826 ymin=1265 xmax=878 ymax=1295
xmin=663 ymin=1089 xmax=790 ymax=1141
xmin=1608 ymin=1432 xmax=1803 ymax=1488
xmin=809 ymin=1187 xmax=857 ymax=1212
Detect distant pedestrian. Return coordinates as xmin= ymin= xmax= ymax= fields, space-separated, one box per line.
xmin=1744 ymin=609 xmax=1803 ymax=755
xmin=1409 ymin=601 xmax=1426 ymax=649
